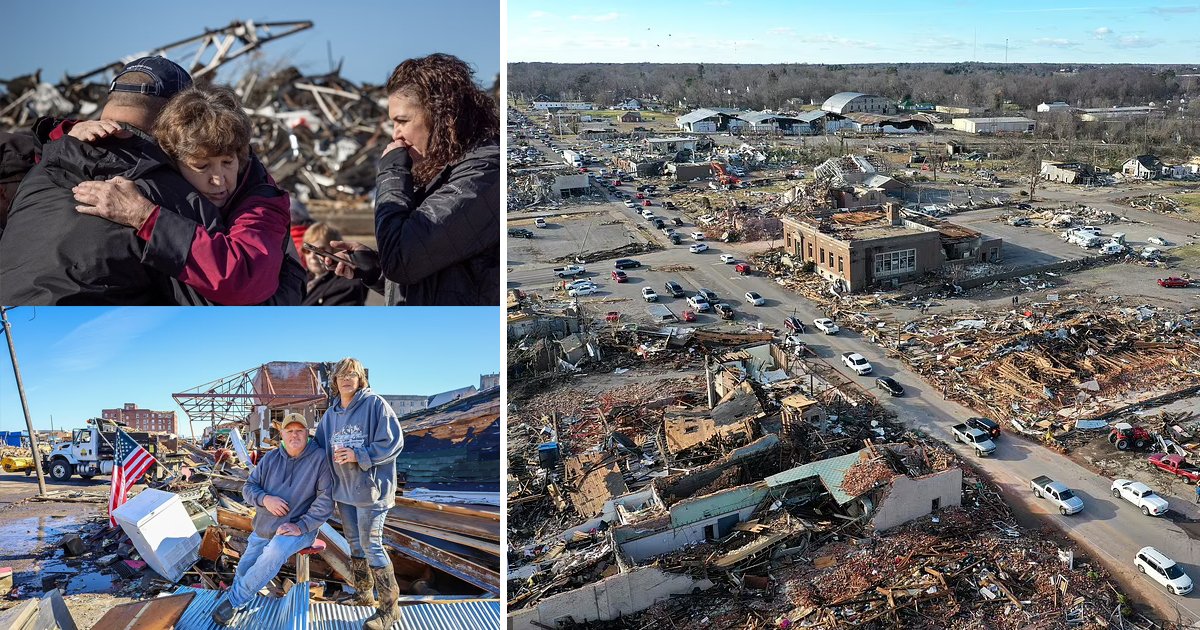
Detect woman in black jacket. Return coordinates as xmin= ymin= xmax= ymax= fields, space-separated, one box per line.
xmin=327 ymin=54 xmax=500 ymax=306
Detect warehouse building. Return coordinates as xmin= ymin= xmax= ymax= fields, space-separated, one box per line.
xmin=821 ymin=92 xmax=897 ymax=115
xmin=951 ymin=117 xmax=1036 ymax=134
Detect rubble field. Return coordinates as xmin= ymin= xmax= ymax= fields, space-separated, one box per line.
xmin=505 ymin=327 xmax=1158 ymax=629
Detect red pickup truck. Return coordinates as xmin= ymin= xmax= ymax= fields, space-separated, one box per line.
xmin=1148 ymin=453 xmax=1200 ymax=483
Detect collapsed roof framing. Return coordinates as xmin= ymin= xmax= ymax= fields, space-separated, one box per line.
xmin=172 ymin=362 xmax=328 ymax=429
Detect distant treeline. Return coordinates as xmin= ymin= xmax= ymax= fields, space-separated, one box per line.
xmin=508 ymin=62 xmax=1198 ymax=112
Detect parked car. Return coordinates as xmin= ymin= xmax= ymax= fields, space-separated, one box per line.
xmin=784 ymin=317 xmax=805 ymax=333
xmin=875 ymin=377 xmax=904 ymax=396
xmin=1135 ymin=547 xmax=1193 ymax=595
xmin=669 ymin=233 xmax=683 ymax=244
xmin=673 ymin=218 xmax=684 ymax=226
xmin=1147 ymin=236 xmax=1170 ymax=246
xmin=744 ymin=291 xmax=765 ymax=306
xmin=535 ymin=217 xmax=548 ymax=228
xmin=624 ymin=200 xmax=636 ymax=208
xmin=641 ymin=287 xmax=659 ymax=302
xmin=614 ymin=258 xmax=641 ymax=269
xmin=566 ymin=279 xmax=595 ymax=292
xmin=664 ymin=281 xmax=685 ymax=297
xmin=643 ymin=200 xmax=653 ymax=207
xmin=653 ymin=218 xmax=665 ymax=229
xmin=841 ymin=352 xmax=873 ymax=375
xmin=1158 ymin=277 xmax=1190 ymax=288
xmin=611 ymin=270 xmax=628 ymax=283
xmin=681 ymin=309 xmax=697 ymax=322
xmin=690 ymin=231 xmax=706 ymax=241
xmin=696 ymin=288 xmax=718 ymax=303
xmin=635 ymin=192 xmax=645 ymax=199
xmin=568 ymin=285 xmax=597 ymax=297
xmin=720 ymin=254 xmax=736 ymax=264
xmin=1100 ymin=242 xmax=1125 ymax=255
xmin=714 ymin=303 xmax=735 ymax=320
xmin=1111 ymin=479 xmax=1169 ymax=516
xmin=813 ymin=318 xmax=839 ymax=334
xmin=686 ymin=295 xmax=711 ymax=312
xmin=508 ymin=228 xmax=535 ymax=238
xmin=689 ymin=243 xmax=709 ymax=253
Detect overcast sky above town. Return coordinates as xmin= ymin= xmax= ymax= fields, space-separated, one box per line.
xmin=509 ymin=0 xmax=1200 ymax=65
xmin=0 ymin=308 xmax=500 ymax=435
xmin=1 ymin=0 xmax=499 ymax=87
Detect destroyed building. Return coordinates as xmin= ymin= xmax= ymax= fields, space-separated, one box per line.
xmin=1040 ymin=160 xmax=1101 ymax=185
xmin=780 ymin=204 xmax=1002 ymax=292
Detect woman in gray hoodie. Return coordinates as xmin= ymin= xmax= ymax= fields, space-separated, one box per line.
xmin=314 ymin=357 xmax=404 ymax=630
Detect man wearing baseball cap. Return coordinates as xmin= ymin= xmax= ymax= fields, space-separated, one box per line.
xmin=213 ymin=412 xmax=333 ymax=625
xmin=0 ymin=56 xmax=301 ymax=305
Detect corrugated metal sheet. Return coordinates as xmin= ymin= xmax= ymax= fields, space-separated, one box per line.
xmin=309 ymin=599 xmax=500 ymax=630
xmin=173 ymin=585 xmax=497 ymax=630
xmin=765 ymin=450 xmax=865 ymax=505
xmin=173 ymin=584 xmax=307 ymax=630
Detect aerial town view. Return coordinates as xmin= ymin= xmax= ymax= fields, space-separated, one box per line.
xmin=506 ymin=1 xmax=1200 ymax=628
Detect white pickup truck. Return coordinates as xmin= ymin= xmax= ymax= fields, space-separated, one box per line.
xmin=950 ymin=423 xmax=997 ymax=457
xmin=553 ymin=265 xmax=587 ymax=278
xmin=1030 ymin=475 xmax=1084 ymax=515
xmin=1111 ymin=479 xmax=1170 ymax=517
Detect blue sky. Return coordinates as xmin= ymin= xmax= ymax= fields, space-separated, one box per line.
xmin=0 ymin=307 xmax=500 ymax=434
xmin=1 ymin=0 xmax=499 ymax=87
xmin=509 ymin=0 xmax=1200 ymax=65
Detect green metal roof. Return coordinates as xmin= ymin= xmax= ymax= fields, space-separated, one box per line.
xmin=764 ymin=450 xmax=864 ymax=506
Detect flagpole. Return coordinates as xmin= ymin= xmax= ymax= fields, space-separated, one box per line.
xmin=1 ymin=307 xmax=48 ymax=497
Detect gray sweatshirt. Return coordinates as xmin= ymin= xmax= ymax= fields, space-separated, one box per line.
xmin=242 ymin=440 xmax=334 ymax=538
xmin=315 ymin=388 xmax=404 ymax=508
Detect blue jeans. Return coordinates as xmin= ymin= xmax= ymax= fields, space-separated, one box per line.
xmin=225 ymin=529 xmax=318 ymax=608
xmin=336 ymin=502 xmax=390 ymax=567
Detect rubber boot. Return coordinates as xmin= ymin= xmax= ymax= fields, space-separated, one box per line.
xmin=363 ymin=563 xmax=400 ymax=630
xmin=349 ymin=556 xmax=377 ymax=607
xmin=211 ymin=599 xmax=235 ymax=626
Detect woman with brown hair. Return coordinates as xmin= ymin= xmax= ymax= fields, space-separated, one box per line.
xmin=327 ymin=53 xmax=500 ymax=306
xmin=66 ymin=85 xmax=305 ymax=305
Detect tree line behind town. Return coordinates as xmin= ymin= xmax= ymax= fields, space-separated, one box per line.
xmin=510 ymin=62 xmax=1200 ymax=158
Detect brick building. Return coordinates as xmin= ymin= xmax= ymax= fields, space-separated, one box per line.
xmin=781 ymin=204 xmax=1002 ymax=292
xmin=102 ymin=403 xmax=177 ymax=433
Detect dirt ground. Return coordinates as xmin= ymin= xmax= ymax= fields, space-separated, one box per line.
xmin=0 ymin=474 xmax=140 ymax=627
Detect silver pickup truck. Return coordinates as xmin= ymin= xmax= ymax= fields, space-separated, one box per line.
xmin=1030 ymin=475 xmax=1085 ymax=515
xmin=950 ymin=423 xmax=997 ymax=457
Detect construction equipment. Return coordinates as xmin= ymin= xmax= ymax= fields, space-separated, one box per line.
xmin=1 ymin=456 xmax=35 ymax=475
xmin=1108 ymin=422 xmax=1153 ymax=451
xmin=710 ymin=161 xmax=740 ymax=188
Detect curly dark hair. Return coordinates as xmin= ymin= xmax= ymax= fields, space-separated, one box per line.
xmin=385 ymin=53 xmax=499 ymax=186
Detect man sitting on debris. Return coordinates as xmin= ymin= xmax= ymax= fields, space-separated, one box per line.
xmin=212 ymin=413 xmax=333 ymax=625
xmin=0 ymin=56 xmax=304 ymax=305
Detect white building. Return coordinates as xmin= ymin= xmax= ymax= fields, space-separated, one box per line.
xmin=1037 ymin=101 xmax=1071 ymax=113
xmin=821 ymin=92 xmax=897 ymax=115
xmin=952 ymin=117 xmax=1036 ymax=134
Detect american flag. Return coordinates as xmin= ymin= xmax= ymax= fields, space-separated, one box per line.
xmin=108 ymin=429 xmax=157 ymax=528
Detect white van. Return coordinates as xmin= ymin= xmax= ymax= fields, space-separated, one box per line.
xmin=1135 ymin=547 xmax=1193 ymax=595
xmin=1077 ymin=234 xmax=1102 ymax=248
xmin=1100 ymin=242 xmax=1125 ymax=255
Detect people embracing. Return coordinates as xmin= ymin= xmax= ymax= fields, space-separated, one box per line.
xmin=314 ymin=358 xmax=405 ymax=629
xmin=325 ymin=53 xmax=501 ymax=306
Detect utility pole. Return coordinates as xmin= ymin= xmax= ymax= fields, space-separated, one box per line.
xmin=1029 ymin=148 xmax=1039 ymax=201
xmin=1 ymin=307 xmax=48 ymax=496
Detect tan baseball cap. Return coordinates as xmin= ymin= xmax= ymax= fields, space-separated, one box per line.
xmin=281 ymin=413 xmax=308 ymax=429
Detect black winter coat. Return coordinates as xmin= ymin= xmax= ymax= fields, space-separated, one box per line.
xmin=374 ymin=143 xmax=500 ymax=306
xmin=0 ymin=124 xmax=303 ymax=305
xmin=303 ymin=271 xmax=367 ymax=306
